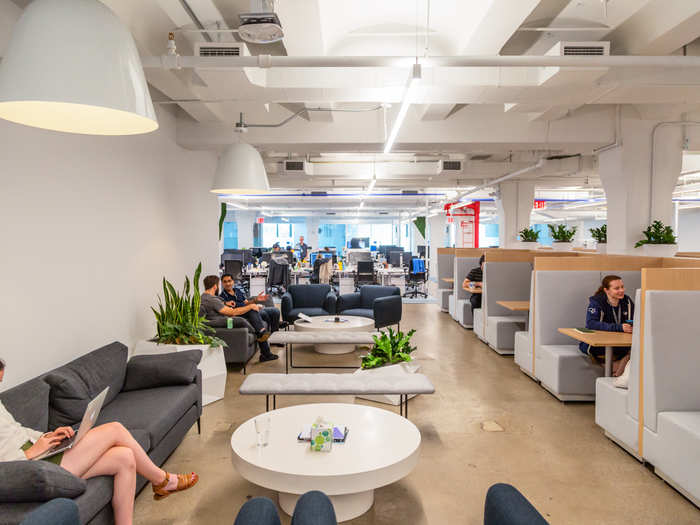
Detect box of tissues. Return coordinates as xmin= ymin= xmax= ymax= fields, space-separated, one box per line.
xmin=310 ymin=417 xmax=333 ymax=452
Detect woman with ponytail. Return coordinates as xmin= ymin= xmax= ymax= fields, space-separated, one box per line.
xmin=579 ymin=275 xmax=634 ymax=377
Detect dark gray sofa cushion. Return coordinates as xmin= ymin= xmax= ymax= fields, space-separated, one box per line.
xmin=340 ymin=308 xmax=374 ymax=318
xmin=45 ymin=342 xmax=128 ymax=428
xmin=360 ymin=285 xmax=400 ymax=307
xmin=96 ymin=383 xmax=199 ymax=446
xmin=0 ymin=378 xmax=50 ymax=433
xmin=287 ymin=307 xmax=329 ymax=320
xmin=123 ymin=350 xmax=202 ymax=392
xmin=0 ymin=461 xmax=86 ymax=503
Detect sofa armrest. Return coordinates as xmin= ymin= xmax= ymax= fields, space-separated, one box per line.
xmin=194 ymin=368 xmax=203 ymax=416
xmin=373 ymin=295 xmax=402 ymax=329
xmin=0 ymin=461 xmax=86 ymax=503
xmin=337 ymin=292 xmax=361 ymax=312
xmin=323 ymin=291 xmax=337 ymax=314
xmin=281 ymin=292 xmax=294 ymax=320
xmin=123 ymin=350 xmax=202 ymax=392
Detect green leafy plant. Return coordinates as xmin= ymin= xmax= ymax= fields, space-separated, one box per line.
xmin=413 ymin=216 xmax=426 ymax=239
xmin=547 ymin=224 xmax=577 ymax=243
xmin=361 ymin=327 xmax=417 ymax=370
xmin=151 ymin=263 xmax=225 ymax=347
xmin=218 ymin=202 xmax=226 ymax=241
xmin=589 ymin=224 xmax=607 ymax=243
xmin=634 ymin=220 xmax=676 ymax=248
xmin=518 ymin=227 xmax=540 ymax=242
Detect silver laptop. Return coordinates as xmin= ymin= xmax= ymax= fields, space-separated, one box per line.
xmin=33 ymin=387 xmax=109 ymax=460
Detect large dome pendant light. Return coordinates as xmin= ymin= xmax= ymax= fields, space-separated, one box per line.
xmin=211 ymin=143 xmax=270 ymax=195
xmin=0 ymin=0 xmax=157 ymax=135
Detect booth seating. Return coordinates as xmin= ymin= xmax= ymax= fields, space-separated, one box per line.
xmin=437 ymin=251 xmax=454 ymax=312
xmin=595 ymin=289 xmax=642 ymax=456
xmin=533 ymin=270 xmax=641 ymax=401
xmin=597 ymin=290 xmax=700 ymax=506
xmin=513 ymin=272 xmax=536 ymax=378
xmin=449 ymin=257 xmax=479 ymax=328
xmin=483 ymin=262 xmax=531 ymax=355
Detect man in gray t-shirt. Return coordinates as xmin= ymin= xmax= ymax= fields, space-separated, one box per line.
xmin=200 ymin=293 xmax=229 ymax=326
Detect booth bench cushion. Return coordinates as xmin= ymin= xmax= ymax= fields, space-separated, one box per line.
xmin=537 ymin=344 xmax=603 ymax=398
xmin=239 ymin=373 xmax=435 ymax=395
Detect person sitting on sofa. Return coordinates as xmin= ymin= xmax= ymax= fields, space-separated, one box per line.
xmin=578 ymin=274 xmax=634 ymax=377
xmin=462 ymin=255 xmax=485 ymax=312
xmin=201 ymin=275 xmax=279 ymax=362
xmin=219 ymin=272 xmax=281 ymax=337
xmin=0 ymin=358 xmax=198 ymax=525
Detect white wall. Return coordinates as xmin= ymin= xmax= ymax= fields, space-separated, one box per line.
xmin=678 ymin=208 xmax=700 ymax=252
xmin=0 ymin=107 xmax=220 ymax=391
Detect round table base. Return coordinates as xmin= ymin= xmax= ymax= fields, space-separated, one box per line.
xmin=279 ymin=489 xmax=374 ymax=522
xmin=314 ymin=343 xmax=358 ymax=355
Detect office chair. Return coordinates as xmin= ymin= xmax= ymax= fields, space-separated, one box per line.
xmin=355 ymin=260 xmax=375 ymax=290
xmin=267 ymin=257 xmax=290 ymax=297
xmin=225 ymin=259 xmax=244 ymax=281
xmin=404 ymin=258 xmax=428 ymax=298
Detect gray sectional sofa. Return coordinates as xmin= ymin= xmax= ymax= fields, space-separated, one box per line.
xmin=0 ymin=342 xmax=202 ymax=525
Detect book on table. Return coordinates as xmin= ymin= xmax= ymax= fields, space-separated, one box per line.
xmin=297 ymin=425 xmax=349 ymax=443
xmin=298 ymin=312 xmax=313 ymax=323
xmin=574 ymin=327 xmax=595 ymax=334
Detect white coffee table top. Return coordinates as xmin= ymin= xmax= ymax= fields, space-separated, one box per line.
xmin=294 ymin=315 xmax=374 ymax=332
xmin=230 ymin=403 xmax=421 ymax=496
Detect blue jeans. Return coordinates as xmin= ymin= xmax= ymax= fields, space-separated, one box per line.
xmin=484 ymin=484 xmax=549 ymax=525
xmin=20 ymin=498 xmax=80 ymax=525
xmin=234 ymin=491 xmax=337 ymax=525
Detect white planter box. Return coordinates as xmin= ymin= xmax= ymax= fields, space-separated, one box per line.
xmin=640 ymin=244 xmax=678 ymax=257
xmin=353 ymin=361 xmax=421 ymax=406
xmin=516 ymin=241 xmax=539 ymax=249
xmin=551 ymin=242 xmax=574 ymax=251
xmin=132 ymin=340 xmax=226 ymax=406
xmin=597 ymin=243 xmax=607 ymax=254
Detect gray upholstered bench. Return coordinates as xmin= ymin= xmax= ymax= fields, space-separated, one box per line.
xmin=239 ymin=373 xmax=435 ymax=418
xmin=268 ymin=331 xmax=380 ymax=373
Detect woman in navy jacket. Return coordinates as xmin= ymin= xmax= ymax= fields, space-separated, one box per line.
xmin=579 ymin=274 xmax=634 ymax=376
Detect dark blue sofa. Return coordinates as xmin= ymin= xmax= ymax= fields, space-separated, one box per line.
xmin=337 ymin=285 xmax=402 ymax=329
xmin=281 ymin=284 xmax=337 ymax=323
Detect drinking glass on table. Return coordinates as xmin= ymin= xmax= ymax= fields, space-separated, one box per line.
xmin=254 ymin=416 xmax=271 ymax=447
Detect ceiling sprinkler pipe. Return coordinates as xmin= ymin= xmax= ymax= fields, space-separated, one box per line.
xmin=141 ymin=54 xmax=700 ymax=70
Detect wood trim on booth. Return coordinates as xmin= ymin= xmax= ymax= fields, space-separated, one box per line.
xmin=660 ymin=257 xmax=700 ymax=268
xmin=637 ymin=268 xmax=700 ymax=458
xmin=675 ymin=252 xmax=700 ymax=258
xmin=437 ymin=248 xmax=455 ymax=255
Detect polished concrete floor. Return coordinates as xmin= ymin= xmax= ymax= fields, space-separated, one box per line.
xmin=135 ymin=303 xmax=700 ymax=524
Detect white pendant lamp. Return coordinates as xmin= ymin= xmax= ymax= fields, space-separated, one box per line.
xmin=211 ymin=143 xmax=270 ymax=195
xmin=0 ymin=0 xmax=157 ymax=135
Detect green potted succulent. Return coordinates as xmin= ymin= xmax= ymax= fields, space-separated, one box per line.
xmin=548 ymin=224 xmax=577 ymax=251
xmin=134 ymin=263 xmax=227 ymax=406
xmin=634 ymin=220 xmax=678 ymax=257
xmin=518 ymin=227 xmax=540 ymax=247
xmin=589 ymin=224 xmax=607 ymax=253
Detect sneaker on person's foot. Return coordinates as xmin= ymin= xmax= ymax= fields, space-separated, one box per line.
xmin=259 ymin=353 xmax=279 ymax=363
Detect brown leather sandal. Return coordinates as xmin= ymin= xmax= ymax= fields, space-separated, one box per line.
xmin=152 ymin=472 xmax=199 ymax=501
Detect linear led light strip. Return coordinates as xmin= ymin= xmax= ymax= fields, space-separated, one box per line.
xmin=383 ymin=64 xmax=422 ymax=154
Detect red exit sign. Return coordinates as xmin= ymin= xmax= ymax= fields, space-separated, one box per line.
xmin=533 ymin=200 xmax=546 ymax=209
xmin=256 ymin=217 xmax=265 ymax=223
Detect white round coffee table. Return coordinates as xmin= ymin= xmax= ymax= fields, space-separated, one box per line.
xmin=230 ymin=403 xmax=421 ymax=522
xmin=294 ymin=315 xmax=374 ymax=354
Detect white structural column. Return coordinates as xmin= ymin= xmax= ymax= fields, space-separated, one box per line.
xmin=598 ymin=111 xmax=683 ymax=253
xmin=306 ymin=216 xmax=320 ymax=252
xmin=495 ymin=181 xmax=535 ymax=248
xmin=428 ymin=213 xmax=448 ymax=272
xmin=234 ymin=210 xmax=256 ymax=249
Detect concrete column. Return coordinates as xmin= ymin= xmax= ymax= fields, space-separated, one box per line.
xmin=235 ymin=210 xmax=255 ymax=249
xmin=598 ymin=110 xmax=683 ymax=253
xmin=306 ymin=216 xmax=319 ymax=251
xmin=495 ymin=180 xmax=535 ymax=248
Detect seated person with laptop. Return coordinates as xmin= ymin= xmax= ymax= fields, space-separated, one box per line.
xmin=201 ymin=275 xmax=279 ymax=362
xmin=462 ymin=255 xmax=484 ymax=312
xmin=0 ymin=359 xmax=198 ymax=524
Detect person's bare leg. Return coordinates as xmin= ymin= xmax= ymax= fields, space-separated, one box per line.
xmin=61 ymin=422 xmax=164 ymax=483
xmin=613 ymin=353 xmax=631 ymax=377
xmin=80 ymin=446 xmax=136 ymax=525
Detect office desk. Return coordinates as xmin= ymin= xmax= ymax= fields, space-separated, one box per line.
xmin=377 ymin=268 xmax=406 ymax=295
xmin=335 ymin=269 xmax=356 ymax=295
xmin=291 ymin=268 xmax=312 ymax=285
xmin=245 ymin=269 xmax=268 ymax=296
xmin=497 ymin=301 xmax=529 ymax=311
xmin=558 ymin=328 xmax=632 ymax=377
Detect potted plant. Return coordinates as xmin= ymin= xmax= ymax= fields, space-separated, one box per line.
xmin=634 ymin=220 xmax=678 ymax=257
xmin=548 ymin=224 xmax=577 ymax=251
xmin=354 ymin=328 xmax=420 ymax=406
xmin=133 ymin=263 xmax=227 ymax=406
xmin=518 ymin=227 xmax=540 ymax=248
xmin=590 ymin=224 xmax=607 ymax=253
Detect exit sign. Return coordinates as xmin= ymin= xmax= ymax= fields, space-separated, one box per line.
xmin=256 ymin=217 xmax=264 ymax=223
xmin=534 ymin=200 xmax=546 ymax=209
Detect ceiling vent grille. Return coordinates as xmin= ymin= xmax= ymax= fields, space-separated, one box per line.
xmin=442 ymin=160 xmax=462 ymax=171
xmin=401 ymin=190 xmax=418 ymax=195
xmin=284 ymin=160 xmax=305 ymax=172
xmin=194 ymin=42 xmax=249 ymax=58
xmin=469 ymin=154 xmax=492 ymax=161
xmin=311 ymin=191 xmax=327 ymax=196
xmin=326 ymin=211 xmax=336 ymax=215
xmin=562 ymin=45 xmax=606 ymax=56
xmin=378 ymin=211 xmax=389 ymax=215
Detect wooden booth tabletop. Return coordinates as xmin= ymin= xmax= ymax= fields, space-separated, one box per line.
xmin=497 ymin=301 xmax=530 ymax=311
xmin=558 ymin=328 xmax=632 ymax=347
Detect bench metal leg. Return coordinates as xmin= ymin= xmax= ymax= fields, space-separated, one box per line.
xmin=273 ymin=394 xmax=276 ymax=410
xmin=265 ymin=395 xmax=269 ymax=412
xmin=399 ymin=394 xmax=409 ymax=419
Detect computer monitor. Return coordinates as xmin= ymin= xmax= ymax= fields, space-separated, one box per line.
xmin=389 ymin=251 xmax=403 ymax=267
xmin=417 ymin=245 xmax=426 ymax=258
xmin=402 ymin=252 xmax=413 ymax=267
xmin=321 ymin=252 xmax=333 ymax=260
xmin=224 ymin=260 xmax=243 ymax=281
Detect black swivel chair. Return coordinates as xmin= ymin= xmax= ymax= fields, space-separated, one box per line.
xmin=267 ymin=257 xmax=290 ymax=297
xmin=404 ymin=258 xmax=428 ymax=298
xmin=355 ymin=260 xmax=375 ymax=290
